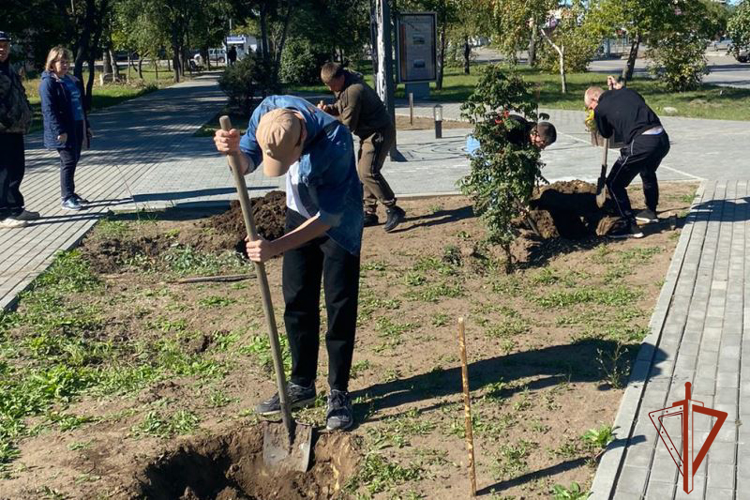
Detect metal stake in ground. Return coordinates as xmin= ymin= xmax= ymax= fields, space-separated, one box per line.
xmin=219 ymin=116 xmax=312 ymax=473
xmin=458 ymin=317 xmax=477 ymax=496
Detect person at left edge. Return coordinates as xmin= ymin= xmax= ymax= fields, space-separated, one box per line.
xmin=0 ymin=30 xmax=38 ymax=228
xmin=213 ymin=95 xmax=363 ymax=431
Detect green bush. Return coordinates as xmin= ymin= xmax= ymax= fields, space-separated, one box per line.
xmin=279 ymin=38 xmax=330 ymax=85
xmin=459 ymin=65 xmax=544 ymax=269
xmin=218 ymin=53 xmax=278 ymax=113
xmin=646 ymin=35 xmax=709 ymax=92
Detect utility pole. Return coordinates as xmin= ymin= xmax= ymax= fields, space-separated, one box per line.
xmin=374 ymin=0 xmax=398 ymax=157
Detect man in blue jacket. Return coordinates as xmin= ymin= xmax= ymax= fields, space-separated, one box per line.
xmin=214 ymin=95 xmax=363 ymax=431
xmin=0 ymin=31 xmax=37 ymax=228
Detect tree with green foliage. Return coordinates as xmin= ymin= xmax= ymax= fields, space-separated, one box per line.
xmin=460 ymin=65 xmax=544 ymax=270
xmin=447 ymin=0 xmax=493 ymax=75
xmin=727 ymin=0 xmax=750 ymax=59
xmin=537 ymin=1 xmax=604 ymax=93
xmin=646 ymin=0 xmax=722 ymax=91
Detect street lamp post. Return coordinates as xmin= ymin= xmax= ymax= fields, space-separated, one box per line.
xmin=433 ymin=104 xmax=443 ymax=139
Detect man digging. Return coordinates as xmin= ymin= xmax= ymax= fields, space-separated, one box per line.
xmin=318 ymin=62 xmax=406 ymax=232
xmin=213 ymin=95 xmax=363 ymax=431
xmin=585 ymin=76 xmax=671 ymax=239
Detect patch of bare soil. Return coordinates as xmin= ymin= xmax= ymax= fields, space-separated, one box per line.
xmin=395 ymin=114 xmax=470 ymax=130
xmin=0 ymin=181 xmax=697 ymax=499
xmin=131 ymin=427 xmax=358 ymax=500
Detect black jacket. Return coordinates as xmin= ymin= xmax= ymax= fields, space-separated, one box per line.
xmin=594 ymin=88 xmax=662 ymax=145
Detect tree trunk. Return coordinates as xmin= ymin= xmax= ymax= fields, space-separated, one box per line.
xmin=625 ymin=35 xmax=641 ymax=81
xmin=171 ymin=24 xmax=180 ymax=83
xmin=559 ymin=45 xmax=567 ymax=94
xmin=463 ymin=35 xmax=471 ymax=75
xmin=138 ymin=57 xmax=144 ymax=80
xmin=436 ymin=24 xmax=446 ymax=90
xmin=273 ymin=1 xmax=294 ymax=85
xmin=84 ymin=0 xmax=107 ymax=111
xmin=154 ymin=58 xmax=159 ymax=80
xmin=259 ymin=4 xmax=270 ymax=62
xmin=540 ymin=27 xmax=566 ymax=94
xmin=528 ymin=21 xmax=538 ymax=67
xmin=103 ymin=48 xmax=113 ymax=76
xmin=110 ymin=49 xmax=121 ymax=80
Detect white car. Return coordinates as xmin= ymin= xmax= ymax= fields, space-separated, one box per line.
xmin=193 ymin=48 xmax=226 ymax=66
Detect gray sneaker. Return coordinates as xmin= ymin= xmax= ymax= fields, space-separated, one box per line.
xmin=326 ymin=389 xmax=354 ymax=431
xmin=255 ymin=382 xmax=316 ymax=416
xmin=61 ymin=198 xmax=83 ymax=211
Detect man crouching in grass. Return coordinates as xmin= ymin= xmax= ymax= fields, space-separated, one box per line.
xmin=213 ymin=95 xmax=363 ymax=431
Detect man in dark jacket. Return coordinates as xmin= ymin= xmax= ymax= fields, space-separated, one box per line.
xmin=318 ymin=62 xmax=406 ymax=232
xmin=0 ymin=31 xmax=37 ymax=228
xmin=585 ymin=78 xmax=670 ymax=239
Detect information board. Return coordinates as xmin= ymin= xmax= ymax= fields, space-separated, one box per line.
xmin=396 ymin=13 xmax=437 ymax=83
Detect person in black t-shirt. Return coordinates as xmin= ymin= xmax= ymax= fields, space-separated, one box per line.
xmin=585 ymin=78 xmax=670 ymax=239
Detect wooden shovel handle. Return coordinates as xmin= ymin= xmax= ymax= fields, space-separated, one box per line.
xmin=219 ymin=116 xmax=295 ymax=440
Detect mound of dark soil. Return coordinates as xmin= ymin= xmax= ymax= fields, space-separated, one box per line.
xmin=204 ymin=191 xmax=287 ymax=243
xmin=132 ymin=424 xmax=360 ymax=500
xmin=511 ymin=180 xmax=621 ymax=263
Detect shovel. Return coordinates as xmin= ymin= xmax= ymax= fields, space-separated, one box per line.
xmin=596 ymin=78 xmax=622 ymax=209
xmin=219 ymin=116 xmax=313 ymax=473
xmin=596 ymin=137 xmax=609 ymax=209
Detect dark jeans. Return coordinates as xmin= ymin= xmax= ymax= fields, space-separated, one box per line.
xmin=57 ymin=120 xmax=84 ymax=201
xmin=282 ymin=209 xmax=360 ymax=392
xmin=0 ymin=133 xmax=26 ymax=218
xmin=607 ymin=132 xmax=671 ymax=220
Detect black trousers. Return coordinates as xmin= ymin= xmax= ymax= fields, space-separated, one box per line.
xmin=282 ymin=209 xmax=360 ymax=392
xmin=0 ymin=133 xmax=26 ymax=218
xmin=57 ymin=121 xmax=84 ymax=201
xmin=607 ymin=132 xmax=670 ymax=220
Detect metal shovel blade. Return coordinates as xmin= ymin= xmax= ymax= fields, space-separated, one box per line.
xmin=596 ymin=164 xmax=608 ymax=208
xmin=262 ymin=421 xmax=313 ymax=473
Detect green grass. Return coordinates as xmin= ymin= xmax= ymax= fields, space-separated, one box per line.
xmin=288 ymin=62 xmax=750 ymax=121
xmin=0 ymin=243 xmax=237 ymax=471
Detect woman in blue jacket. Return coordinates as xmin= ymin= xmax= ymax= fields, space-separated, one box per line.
xmin=39 ymin=46 xmax=90 ymax=210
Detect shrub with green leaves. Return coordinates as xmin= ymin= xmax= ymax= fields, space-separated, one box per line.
xmin=279 ymin=38 xmax=329 ymax=85
xmin=460 ymin=65 xmax=544 ymax=265
xmin=218 ymin=53 xmax=278 ymax=113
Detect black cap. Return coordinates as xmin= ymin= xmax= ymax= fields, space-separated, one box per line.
xmin=0 ymin=32 xmax=11 ymax=42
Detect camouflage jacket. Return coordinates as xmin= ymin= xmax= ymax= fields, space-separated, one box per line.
xmin=0 ymin=62 xmax=33 ymax=134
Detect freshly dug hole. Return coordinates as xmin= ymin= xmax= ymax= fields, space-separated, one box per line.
xmin=135 ymin=424 xmax=359 ymax=500
xmin=510 ymin=180 xmax=622 ymax=263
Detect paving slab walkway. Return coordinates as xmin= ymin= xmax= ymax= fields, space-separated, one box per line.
xmin=0 ymin=75 xmax=227 ymax=310
xmin=590 ymin=180 xmax=749 ymax=500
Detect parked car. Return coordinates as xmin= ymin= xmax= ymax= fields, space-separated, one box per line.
xmin=711 ymin=38 xmax=733 ymax=52
xmin=736 ymin=47 xmax=749 ymax=64
xmin=193 ymin=48 xmax=226 ymax=66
